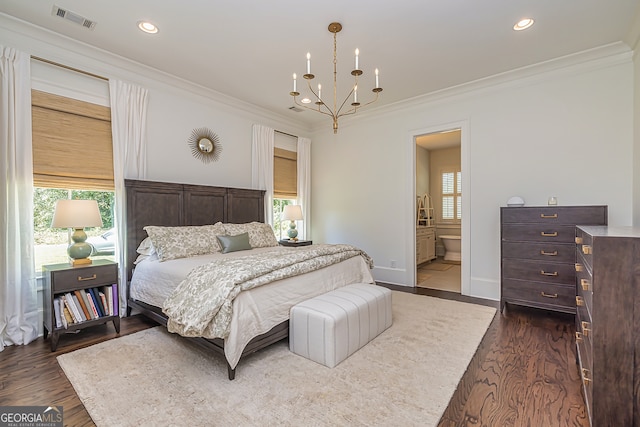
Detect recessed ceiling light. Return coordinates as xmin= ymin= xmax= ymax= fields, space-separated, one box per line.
xmin=513 ymin=18 xmax=534 ymax=31
xmin=301 ymin=98 xmax=312 ymax=104
xmin=137 ymin=21 xmax=158 ymax=34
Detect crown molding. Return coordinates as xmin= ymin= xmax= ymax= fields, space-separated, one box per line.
xmin=0 ymin=13 xmax=311 ymax=135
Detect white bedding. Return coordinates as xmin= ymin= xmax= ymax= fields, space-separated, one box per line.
xmin=129 ymin=247 xmax=374 ymax=368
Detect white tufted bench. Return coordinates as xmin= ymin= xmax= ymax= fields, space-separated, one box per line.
xmin=289 ymin=283 xmax=393 ymax=368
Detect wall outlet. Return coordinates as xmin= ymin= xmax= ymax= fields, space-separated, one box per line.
xmin=390 ymin=260 xmax=397 ymax=268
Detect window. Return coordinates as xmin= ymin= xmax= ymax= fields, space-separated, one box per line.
xmin=441 ymin=169 xmax=461 ymax=222
xmin=32 ymin=90 xmax=115 ymax=271
xmin=273 ymin=132 xmax=298 ymax=239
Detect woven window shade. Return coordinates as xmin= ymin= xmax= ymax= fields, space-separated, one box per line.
xmin=31 ymin=90 xmax=114 ymax=190
xmin=273 ymin=147 xmax=297 ymax=198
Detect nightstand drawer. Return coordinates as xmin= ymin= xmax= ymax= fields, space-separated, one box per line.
xmin=51 ymin=263 xmax=118 ymax=293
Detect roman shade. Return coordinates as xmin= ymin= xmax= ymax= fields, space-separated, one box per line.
xmin=31 ymin=90 xmax=114 ymax=190
xmin=273 ymin=147 xmax=297 ymax=199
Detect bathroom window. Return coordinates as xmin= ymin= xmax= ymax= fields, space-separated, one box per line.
xmin=441 ymin=169 xmax=461 ymax=222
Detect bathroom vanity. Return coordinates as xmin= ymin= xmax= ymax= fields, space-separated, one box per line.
xmin=500 ymin=205 xmax=607 ymax=313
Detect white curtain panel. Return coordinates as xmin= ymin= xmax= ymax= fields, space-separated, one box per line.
xmin=109 ymin=79 xmax=149 ymax=316
xmin=0 ymin=46 xmax=38 ymax=350
xmin=251 ymin=124 xmax=275 ymax=225
xmin=297 ymin=137 xmax=311 ymax=240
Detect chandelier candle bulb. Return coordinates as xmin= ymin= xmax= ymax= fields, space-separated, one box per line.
xmin=293 ymin=73 xmax=297 ymax=92
xmin=306 ymin=53 xmax=311 ymax=74
xmin=354 ymin=85 xmax=358 ymax=103
xmin=375 ymin=68 xmax=379 ymax=88
xmin=355 ymin=48 xmax=359 ymax=70
xmin=318 ymin=84 xmax=322 ymax=100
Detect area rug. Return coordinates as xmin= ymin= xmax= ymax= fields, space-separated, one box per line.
xmin=57 ymin=292 xmax=496 ymax=427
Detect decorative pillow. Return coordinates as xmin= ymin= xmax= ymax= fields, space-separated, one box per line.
xmin=143 ymin=225 xmax=222 ymax=262
xmin=216 ymin=232 xmax=252 ymax=254
xmin=222 ymin=222 xmax=279 ymax=248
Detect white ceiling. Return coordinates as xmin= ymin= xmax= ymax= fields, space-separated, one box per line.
xmin=2 ymin=1 xmax=639 ymax=128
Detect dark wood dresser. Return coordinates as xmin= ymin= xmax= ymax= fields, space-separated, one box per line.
xmin=575 ymin=225 xmax=640 ymax=426
xmin=500 ymin=206 xmax=607 ymax=313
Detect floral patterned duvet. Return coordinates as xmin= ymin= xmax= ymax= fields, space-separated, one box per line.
xmin=162 ymin=244 xmax=373 ymax=339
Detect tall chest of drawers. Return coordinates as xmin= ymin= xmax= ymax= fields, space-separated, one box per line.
xmin=500 ymin=206 xmax=607 ymax=313
xmin=575 ymin=226 xmax=640 ymax=426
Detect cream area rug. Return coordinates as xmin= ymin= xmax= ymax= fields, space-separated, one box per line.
xmin=57 ymin=292 xmax=495 ymax=427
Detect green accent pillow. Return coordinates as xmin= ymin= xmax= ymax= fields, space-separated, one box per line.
xmin=216 ymin=232 xmax=252 ymax=254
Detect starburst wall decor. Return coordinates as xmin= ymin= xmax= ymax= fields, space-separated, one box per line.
xmin=188 ymin=127 xmax=222 ymax=164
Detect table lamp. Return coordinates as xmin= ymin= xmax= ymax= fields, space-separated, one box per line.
xmin=282 ymin=205 xmax=303 ymax=240
xmin=51 ymin=199 xmax=103 ymax=266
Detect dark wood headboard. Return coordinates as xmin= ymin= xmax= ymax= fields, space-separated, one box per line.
xmin=125 ymin=179 xmax=265 ymax=281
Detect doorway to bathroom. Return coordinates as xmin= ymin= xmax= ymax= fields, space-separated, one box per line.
xmin=415 ymin=128 xmax=462 ymax=293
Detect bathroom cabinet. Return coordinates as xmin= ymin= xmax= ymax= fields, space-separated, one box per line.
xmin=500 ymin=205 xmax=607 ymax=313
xmin=416 ymin=227 xmax=436 ymax=264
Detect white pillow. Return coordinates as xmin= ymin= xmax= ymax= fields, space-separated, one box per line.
xmin=136 ymin=237 xmax=155 ymax=256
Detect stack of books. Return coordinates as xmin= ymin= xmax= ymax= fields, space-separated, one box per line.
xmin=53 ymin=285 xmax=118 ymax=329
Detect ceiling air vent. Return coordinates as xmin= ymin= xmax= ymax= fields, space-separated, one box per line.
xmin=52 ymin=5 xmax=97 ymax=30
xmin=289 ymin=106 xmax=304 ymax=113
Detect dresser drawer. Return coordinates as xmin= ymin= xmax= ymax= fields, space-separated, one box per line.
xmin=575 ymin=229 xmax=593 ymax=271
xmin=501 ymin=206 xmax=607 ymax=225
xmin=502 ymin=279 xmax=576 ymax=311
xmin=51 ymin=263 xmax=118 ymax=293
xmin=502 ymin=258 xmax=576 ymax=285
xmin=502 ymin=224 xmax=577 ymax=244
xmin=576 ymin=266 xmax=593 ymax=319
xmin=501 ymin=241 xmax=575 ymax=263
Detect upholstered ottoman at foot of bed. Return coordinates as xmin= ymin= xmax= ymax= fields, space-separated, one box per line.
xmin=289 ymin=283 xmax=393 ymax=368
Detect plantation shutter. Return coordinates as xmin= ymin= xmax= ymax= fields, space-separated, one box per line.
xmin=31 ymin=90 xmax=114 ymax=190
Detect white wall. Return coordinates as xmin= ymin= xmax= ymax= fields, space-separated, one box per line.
xmin=311 ymin=44 xmax=634 ymax=300
xmin=634 ymin=47 xmax=640 ymax=226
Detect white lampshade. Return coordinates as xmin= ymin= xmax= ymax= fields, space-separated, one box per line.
xmin=51 ymin=199 xmax=103 ymax=229
xmin=282 ymin=205 xmax=303 ymax=221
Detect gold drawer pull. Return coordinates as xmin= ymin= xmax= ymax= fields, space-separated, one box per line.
xmin=575 ymin=236 xmax=584 ymax=244
xmin=77 ymin=274 xmax=97 ymax=282
xmin=582 ymin=245 xmax=592 ymax=255
xmin=575 ymin=331 xmax=583 ymax=343
xmin=540 ymin=250 xmax=558 ymax=256
xmin=576 ymin=296 xmax=584 ymax=306
xmin=540 ymin=270 xmax=558 ymax=276
xmin=541 ymin=231 xmax=558 ymax=237
xmin=575 ymin=263 xmax=583 ymax=272
xmin=540 ymin=213 xmax=558 ymax=219
xmin=582 ymin=368 xmax=591 ymax=386
xmin=581 ymin=279 xmax=591 ymax=291
xmin=540 ymin=292 xmax=558 ymax=298
xmin=581 ymin=321 xmax=591 ymax=336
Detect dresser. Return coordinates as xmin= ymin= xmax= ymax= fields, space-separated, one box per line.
xmin=575 ymin=226 xmax=640 ymax=426
xmin=416 ymin=227 xmax=436 ymax=264
xmin=500 ymin=206 xmax=607 ymax=313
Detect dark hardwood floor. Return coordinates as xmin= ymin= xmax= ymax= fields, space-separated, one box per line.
xmin=0 ymin=290 xmax=587 ymax=426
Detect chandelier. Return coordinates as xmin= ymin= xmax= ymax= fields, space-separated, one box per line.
xmin=289 ymin=22 xmax=382 ymax=134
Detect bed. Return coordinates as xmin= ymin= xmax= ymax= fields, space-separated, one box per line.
xmin=125 ymin=179 xmax=374 ymax=380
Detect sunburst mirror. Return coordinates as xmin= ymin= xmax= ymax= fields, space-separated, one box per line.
xmin=188 ymin=127 xmax=222 ymax=163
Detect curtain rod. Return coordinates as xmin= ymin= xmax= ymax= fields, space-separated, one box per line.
xmin=275 ymin=130 xmax=298 ymax=139
xmin=31 ymin=55 xmax=108 ymax=82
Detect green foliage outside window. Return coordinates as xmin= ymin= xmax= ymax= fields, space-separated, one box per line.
xmin=273 ymin=198 xmax=294 ymax=240
xmin=33 ymin=188 xmax=115 ymax=270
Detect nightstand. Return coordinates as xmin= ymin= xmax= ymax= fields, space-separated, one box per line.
xmin=42 ymin=259 xmax=120 ymax=351
xmin=279 ymin=239 xmax=312 ymax=247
